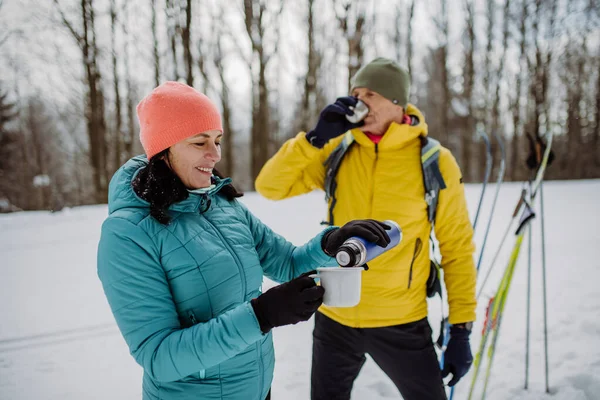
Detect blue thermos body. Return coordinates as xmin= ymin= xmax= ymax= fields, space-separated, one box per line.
xmin=335 ymin=220 xmax=402 ymax=267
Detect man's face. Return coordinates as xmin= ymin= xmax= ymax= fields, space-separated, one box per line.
xmin=351 ymin=88 xmax=405 ymax=135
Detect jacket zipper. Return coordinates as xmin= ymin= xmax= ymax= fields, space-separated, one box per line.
xmin=203 ymin=218 xmax=247 ymax=303
xmin=370 ymin=144 xmax=379 ymax=215
xmin=189 ymin=310 xmax=198 ymax=325
xmin=408 ymin=238 xmax=423 ymax=289
xmin=257 ymin=342 xmax=264 ymax=397
xmin=188 ymin=313 xmax=207 ymax=380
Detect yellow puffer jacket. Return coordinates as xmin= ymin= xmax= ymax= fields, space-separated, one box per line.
xmin=255 ymin=105 xmax=477 ymax=328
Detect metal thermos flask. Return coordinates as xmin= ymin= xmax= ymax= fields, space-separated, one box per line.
xmin=335 ymin=220 xmax=402 ymax=267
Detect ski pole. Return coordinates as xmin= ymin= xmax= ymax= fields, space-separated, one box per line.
xmin=473 ymin=129 xmax=492 ymax=232
xmin=476 ymin=131 xmax=506 ymax=272
xmin=540 ymin=181 xmax=550 ymax=393
xmin=476 ymin=188 xmax=526 ymax=299
xmin=525 ymin=222 xmax=532 ymax=390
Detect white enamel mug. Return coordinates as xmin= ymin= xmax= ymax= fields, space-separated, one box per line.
xmin=310 ymin=267 xmax=364 ymax=307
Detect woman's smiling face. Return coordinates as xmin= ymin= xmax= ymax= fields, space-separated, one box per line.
xmin=165 ymin=130 xmax=223 ymax=189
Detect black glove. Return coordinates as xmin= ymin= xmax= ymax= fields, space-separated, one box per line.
xmin=251 ymin=272 xmax=324 ymax=334
xmin=322 ymin=219 xmax=391 ymax=257
xmin=442 ymin=326 xmax=473 ymax=386
xmin=305 ymin=96 xmax=364 ymax=148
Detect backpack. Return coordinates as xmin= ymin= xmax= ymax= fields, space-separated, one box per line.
xmin=322 ymin=130 xmax=446 ymax=298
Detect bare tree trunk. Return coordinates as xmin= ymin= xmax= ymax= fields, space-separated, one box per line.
xmin=392 ymin=4 xmax=403 ymax=63
xmin=491 ymin=0 xmax=510 ymax=155
xmin=575 ymin=55 xmax=586 ymax=177
xmin=151 ymin=0 xmax=160 ymax=87
xmin=439 ymin=0 xmax=450 ymax=146
xmin=244 ymin=0 xmax=268 ymax=183
xmin=19 ymin=129 xmax=32 ymax=209
xmin=182 ymin=0 xmax=193 ymax=86
xmin=196 ymin=1 xmax=210 ymax=95
xmin=540 ymin=0 xmax=559 ymax=179
xmin=124 ymin=1 xmax=135 ymax=158
xmin=528 ymin=0 xmax=556 ymax=178
xmin=216 ymin=47 xmax=234 ymax=179
xmin=254 ymin=51 xmax=270 ymax=182
xmin=110 ymin=0 xmax=122 ymax=173
xmin=297 ymin=0 xmax=320 ymax=133
xmin=335 ymin=0 xmax=366 ymax=91
xmin=532 ymin=0 xmax=542 ymax=141
xmin=28 ymin=101 xmax=47 ymax=209
xmin=89 ymin=0 xmax=108 ymax=196
xmin=213 ymin=4 xmax=234 ymax=179
xmin=510 ymin=0 xmax=527 ymax=181
xmin=56 ymin=0 xmax=109 ymax=202
xmin=461 ymin=0 xmax=476 ymax=181
xmin=543 ymin=0 xmax=558 ymax=139
xmin=565 ymin=48 xmax=583 ymax=177
xmin=407 ymin=0 xmax=415 ymax=80
xmin=166 ymin=0 xmax=180 ymax=81
xmin=243 ymin=0 xmax=280 ymax=185
xmin=483 ymin=0 xmax=495 ymax=130
xmin=595 ymin=43 xmax=600 ymax=169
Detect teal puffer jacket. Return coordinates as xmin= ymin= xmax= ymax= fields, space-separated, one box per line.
xmin=97 ymin=156 xmax=335 ymax=400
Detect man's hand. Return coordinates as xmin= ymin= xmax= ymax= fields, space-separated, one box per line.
xmin=322 ymin=219 xmax=391 ymax=257
xmin=305 ymin=96 xmax=364 ymax=148
xmin=442 ymin=325 xmax=473 ymax=386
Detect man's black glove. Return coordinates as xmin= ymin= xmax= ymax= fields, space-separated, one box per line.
xmin=442 ymin=326 xmax=473 ymax=386
xmin=305 ymin=96 xmax=364 ymax=148
xmin=251 ymin=272 xmax=324 ymax=334
xmin=322 ymin=219 xmax=391 ymax=257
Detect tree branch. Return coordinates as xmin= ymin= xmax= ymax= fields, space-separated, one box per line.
xmin=53 ymin=0 xmax=83 ymax=48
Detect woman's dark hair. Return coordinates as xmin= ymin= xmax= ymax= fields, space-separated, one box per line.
xmin=132 ymin=149 xmax=243 ymax=225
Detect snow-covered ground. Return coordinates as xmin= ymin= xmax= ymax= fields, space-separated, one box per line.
xmin=1 ymin=180 xmax=599 ymax=400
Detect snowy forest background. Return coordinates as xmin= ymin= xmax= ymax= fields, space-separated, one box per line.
xmin=0 ymin=0 xmax=598 ymax=211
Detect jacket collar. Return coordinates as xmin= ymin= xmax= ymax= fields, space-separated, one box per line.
xmin=108 ymin=155 xmax=231 ymax=215
xmin=170 ymin=175 xmax=232 ymax=213
xmin=350 ymin=104 xmax=428 ymax=150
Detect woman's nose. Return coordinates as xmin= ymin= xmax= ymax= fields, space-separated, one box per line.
xmin=206 ymin=142 xmax=221 ymax=160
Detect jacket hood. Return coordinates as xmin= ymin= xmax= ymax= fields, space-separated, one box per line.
xmin=107 ymin=155 xmax=231 ymax=215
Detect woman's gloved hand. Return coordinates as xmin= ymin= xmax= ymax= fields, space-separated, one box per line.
xmin=251 ymin=272 xmax=324 ymax=334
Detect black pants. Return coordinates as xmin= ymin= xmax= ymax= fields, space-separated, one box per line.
xmin=311 ymin=312 xmax=447 ymax=400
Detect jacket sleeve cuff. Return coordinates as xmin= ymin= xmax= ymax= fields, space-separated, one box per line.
xmin=235 ymin=302 xmax=269 ymax=341
xmin=296 ymin=131 xmax=325 ymax=156
xmin=304 ymin=226 xmax=339 ymax=267
xmin=448 ymin=309 xmax=477 ymax=325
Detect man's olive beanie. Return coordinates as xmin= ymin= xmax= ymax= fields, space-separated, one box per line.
xmin=350 ymin=58 xmax=410 ymax=108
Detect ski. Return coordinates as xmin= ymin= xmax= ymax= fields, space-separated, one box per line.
xmin=442 ymin=129 xmax=495 ymax=400
xmin=476 ymin=188 xmax=526 ymax=300
xmin=468 ymin=132 xmax=554 ymax=399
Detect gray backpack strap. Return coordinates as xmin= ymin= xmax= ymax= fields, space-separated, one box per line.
xmin=421 ymin=137 xmax=447 ymax=302
xmin=323 ymin=133 xmax=446 ymax=225
xmin=420 ymin=137 xmax=446 ymax=223
xmin=323 ymin=131 xmax=355 ymax=225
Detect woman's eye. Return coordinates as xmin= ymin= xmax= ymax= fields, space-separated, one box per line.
xmin=194 ymin=142 xmax=205 ymax=147
xmin=216 ymin=142 xmax=221 ymax=146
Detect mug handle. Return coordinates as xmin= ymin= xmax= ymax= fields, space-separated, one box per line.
xmin=308 ymin=273 xmax=320 ymax=283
